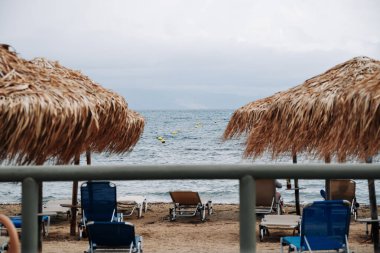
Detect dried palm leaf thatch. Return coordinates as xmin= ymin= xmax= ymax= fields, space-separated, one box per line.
xmin=318 ymin=69 xmax=380 ymax=161
xmin=0 ymin=44 xmax=144 ymax=165
xmin=223 ymin=95 xmax=275 ymax=139
xmin=31 ymin=57 xmax=145 ymax=155
xmin=244 ymin=56 xmax=380 ymax=161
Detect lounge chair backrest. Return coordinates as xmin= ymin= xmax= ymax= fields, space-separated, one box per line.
xmin=87 ymin=221 xmax=136 ymax=247
xmin=81 ymin=181 xmax=117 ymax=221
xmin=170 ymin=191 xmax=202 ymax=205
xmin=300 ymin=200 xmax=350 ymax=249
xmin=255 ymin=179 xmax=276 ymax=207
xmin=329 ymin=179 xmax=355 ymax=202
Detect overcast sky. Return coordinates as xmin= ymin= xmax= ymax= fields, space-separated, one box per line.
xmin=1 ymin=0 xmax=379 ymax=110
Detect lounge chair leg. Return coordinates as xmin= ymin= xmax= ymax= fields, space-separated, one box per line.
xmin=207 ymin=201 xmax=213 ymax=215
xmin=259 ymin=226 xmax=264 ymax=241
xmin=143 ymin=201 xmax=148 ymax=213
xmin=138 ymin=236 xmax=143 ymax=253
xmin=169 ymin=207 xmax=176 ymax=221
xmin=137 ymin=207 xmax=142 ymax=218
xmin=200 ymin=208 xmax=206 ymax=222
xmin=78 ymin=225 xmax=84 ymax=240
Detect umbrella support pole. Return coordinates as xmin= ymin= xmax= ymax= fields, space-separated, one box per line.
xmin=294 ymin=179 xmax=300 ymax=215
xmin=70 ymin=181 xmax=78 ymax=236
xmin=292 ymin=154 xmax=301 ymax=215
xmin=70 ymin=154 xmax=80 ymax=236
xmin=368 ymin=179 xmax=380 ymax=252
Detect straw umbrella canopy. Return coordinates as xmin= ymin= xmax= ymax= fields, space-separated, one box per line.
xmin=0 ymin=44 xmax=144 ymax=246
xmin=223 ymin=95 xmax=277 ymax=140
xmin=0 ymin=45 xmax=144 ymax=164
xmin=245 ymin=56 xmax=380 ymax=160
xmin=241 ymin=56 xmax=380 ymax=250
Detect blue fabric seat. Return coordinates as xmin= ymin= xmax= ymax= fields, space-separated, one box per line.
xmin=79 ymin=181 xmax=123 ymax=239
xmin=10 ymin=216 xmax=49 ymax=228
xmin=5 ymin=215 xmax=51 ymax=237
xmin=280 ymin=200 xmax=351 ymax=252
xmin=86 ymin=221 xmax=142 ymax=253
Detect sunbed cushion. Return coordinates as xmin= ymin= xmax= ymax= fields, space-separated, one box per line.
xmin=282 ymin=236 xmax=345 ymax=251
xmin=87 ymin=221 xmax=138 ymax=247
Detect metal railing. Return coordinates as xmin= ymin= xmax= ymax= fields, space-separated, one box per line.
xmin=1 ymin=163 xmax=380 ymax=253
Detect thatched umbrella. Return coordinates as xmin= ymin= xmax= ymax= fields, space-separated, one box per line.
xmin=223 ymin=93 xmax=304 ymax=214
xmin=29 ymin=57 xmax=145 ymax=157
xmin=0 ymin=44 xmax=144 ymax=249
xmin=245 ymin=56 xmax=380 ymax=160
xmin=243 ymin=56 xmax=380 ymax=251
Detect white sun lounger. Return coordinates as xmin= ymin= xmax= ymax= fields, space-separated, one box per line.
xmin=259 ymin=214 xmax=301 ymax=241
xmin=356 ymin=216 xmax=380 ymax=237
xmin=118 ymin=196 xmax=148 ymax=218
xmin=43 ymin=199 xmax=72 ymax=219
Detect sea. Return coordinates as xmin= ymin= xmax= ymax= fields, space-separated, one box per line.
xmin=1 ymin=109 xmax=379 ymax=205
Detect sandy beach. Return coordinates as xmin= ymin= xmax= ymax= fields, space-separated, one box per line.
xmin=0 ymin=203 xmax=376 ymax=253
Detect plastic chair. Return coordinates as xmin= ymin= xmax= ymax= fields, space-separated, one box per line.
xmin=169 ymin=191 xmax=212 ymax=222
xmin=2 ymin=215 xmax=51 ymax=237
xmin=86 ymin=221 xmax=142 ymax=253
xmin=256 ymin=179 xmax=281 ymax=215
xmin=79 ymin=181 xmax=123 ymax=239
xmin=118 ymin=195 xmax=148 ymax=218
xmin=43 ymin=199 xmax=72 ymax=220
xmin=328 ymin=179 xmax=359 ymax=220
xmin=259 ymin=214 xmax=301 ymax=241
xmin=280 ymin=200 xmax=351 ymax=253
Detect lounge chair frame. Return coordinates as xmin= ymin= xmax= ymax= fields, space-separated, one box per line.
xmin=259 ymin=214 xmax=301 ymax=241
xmin=118 ymin=195 xmax=148 ymax=218
xmin=328 ymin=179 xmax=359 ymax=220
xmin=0 ymin=215 xmax=51 ymax=237
xmin=43 ymin=199 xmax=72 ymax=220
xmin=79 ymin=181 xmax=123 ymax=240
xmin=256 ymin=179 xmax=281 ymax=215
xmin=169 ymin=191 xmax=213 ymax=222
xmin=280 ymin=200 xmax=351 ymax=253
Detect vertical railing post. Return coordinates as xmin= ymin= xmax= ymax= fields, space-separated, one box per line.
xmin=22 ymin=177 xmax=39 ymax=253
xmin=240 ymin=175 xmax=255 ymax=253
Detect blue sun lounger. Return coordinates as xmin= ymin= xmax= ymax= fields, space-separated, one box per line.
xmin=2 ymin=215 xmax=51 ymax=237
xmin=79 ymin=181 xmax=123 ymax=239
xmin=86 ymin=221 xmax=142 ymax=253
xmin=280 ymin=200 xmax=351 ymax=253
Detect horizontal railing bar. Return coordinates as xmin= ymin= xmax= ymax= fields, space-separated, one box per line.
xmin=0 ymin=164 xmax=380 ymax=181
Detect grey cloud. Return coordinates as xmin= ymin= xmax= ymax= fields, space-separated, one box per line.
xmin=1 ymin=0 xmax=380 ymax=110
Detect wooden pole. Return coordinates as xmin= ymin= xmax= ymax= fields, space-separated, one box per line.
xmin=86 ymin=150 xmax=91 ymax=165
xmin=324 ymin=155 xmax=331 ymax=200
xmin=366 ymin=157 xmax=380 ymax=252
xmin=70 ymin=154 xmax=80 ymax=236
xmin=292 ymin=154 xmax=301 ymax=215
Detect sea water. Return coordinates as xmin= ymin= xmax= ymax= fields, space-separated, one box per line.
xmin=1 ymin=110 xmax=379 ymax=205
